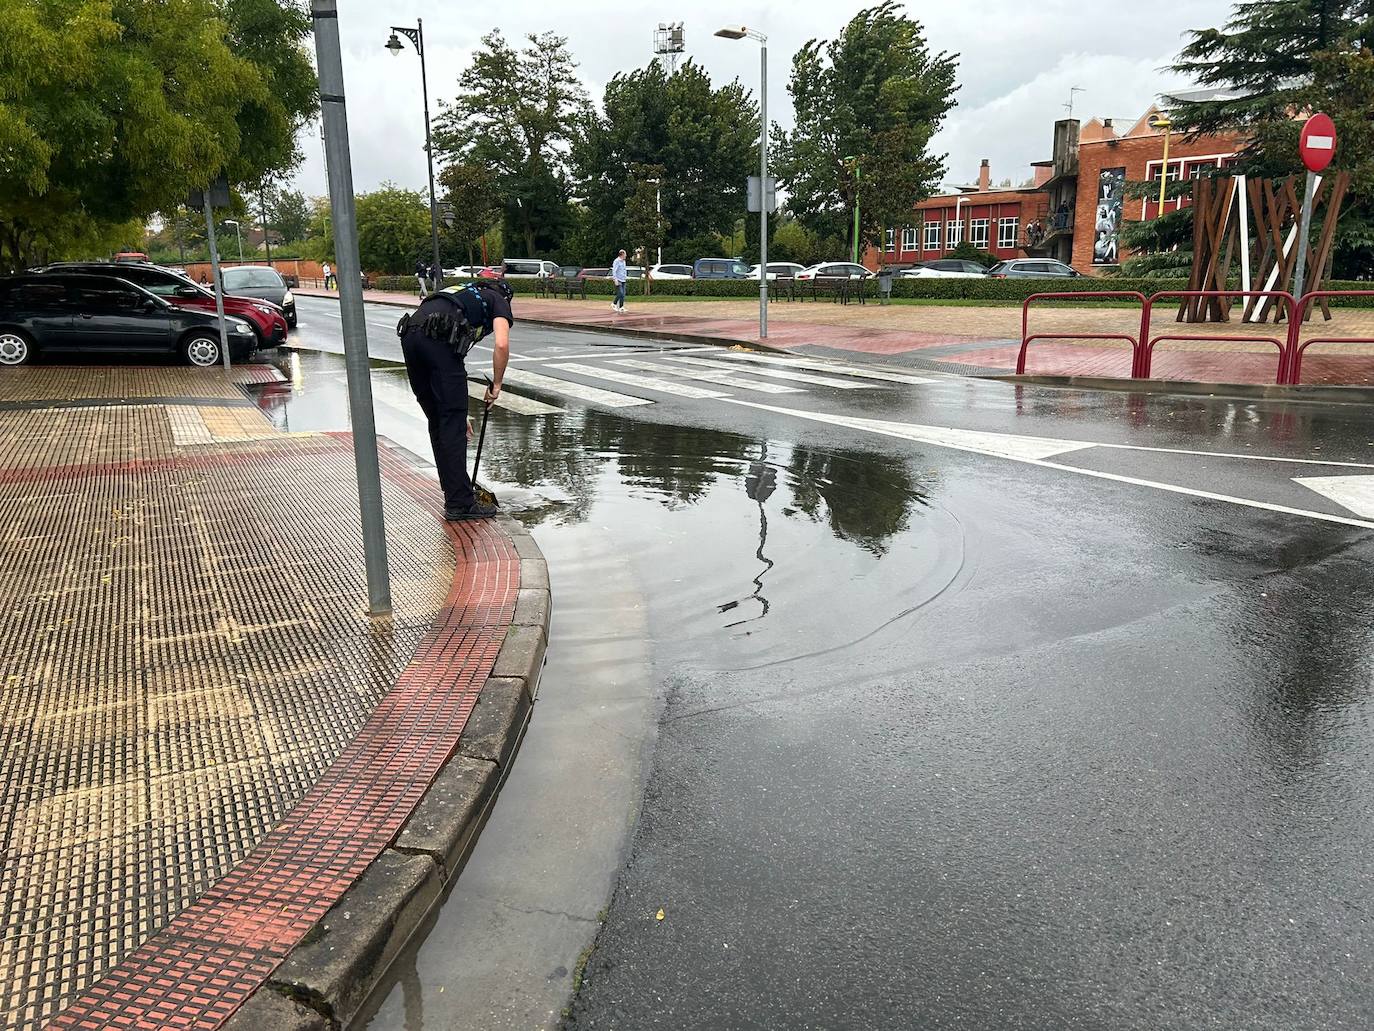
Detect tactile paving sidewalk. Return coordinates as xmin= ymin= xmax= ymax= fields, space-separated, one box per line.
xmin=0 ymin=367 xmax=514 ymax=1029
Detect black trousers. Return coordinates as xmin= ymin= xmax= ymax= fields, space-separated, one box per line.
xmin=401 ymin=330 xmax=472 ymax=510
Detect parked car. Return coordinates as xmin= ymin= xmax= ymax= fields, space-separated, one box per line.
xmin=220 ymin=265 xmax=296 ymax=327
xmin=902 ymin=259 xmax=989 ymax=279
xmin=578 ymin=267 xmax=611 ymax=280
xmin=987 ymin=259 xmax=1081 ymax=279
xmin=38 ymin=262 xmax=289 ymax=348
xmin=749 ymin=262 xmax=807 ymax=281
xmin=503 ymin=259 xmax=561 ymax=278
xmin=0 ymin=273 xmax=258 ymax=367
xmin=649 ymin=263 xmax=694 ymax=280
xmin=796 ymin=262 xmax=872 ymax=280
xmin=694 ymin=258 xmax=751 ymax=279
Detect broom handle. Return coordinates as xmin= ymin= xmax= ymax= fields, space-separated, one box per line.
xmin=470 ymin=375 xmax=492 ymax=482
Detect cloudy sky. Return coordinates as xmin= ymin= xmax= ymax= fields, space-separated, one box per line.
xmin=293 ymin=0 xmax=1236 ymax=197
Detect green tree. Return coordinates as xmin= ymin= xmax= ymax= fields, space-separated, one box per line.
xmin=1170 ymin=0 xmax=1374 ymax=276
xmin=573 ymin=59 xmax=758 ymax=264
xmin=623 ymin=164 xmax=670 ymax=266
xmin=437 ymin=161 xmax=503 ymax=268
xmin=772 ymin=2 xmax=958 ymax=258
xmin=265 ymin=186 xmax=311 ymax=243
xmin=434 ymin=30 xmax=588 ymax=257
xmin=354 ymin=186 xmax=431 ymax=274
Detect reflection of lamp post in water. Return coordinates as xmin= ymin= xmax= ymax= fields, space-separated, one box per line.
xmin=719 ymin=445 xmax=777 ymax=630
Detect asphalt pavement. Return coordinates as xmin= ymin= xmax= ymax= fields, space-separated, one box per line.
xmin=280 ymin=294 xmax=1374 ymax=1030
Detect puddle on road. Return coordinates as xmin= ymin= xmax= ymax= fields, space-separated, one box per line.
xmin=250 ymin=350 xmax=968 ymax=670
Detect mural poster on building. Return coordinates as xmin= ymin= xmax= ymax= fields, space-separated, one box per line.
xmin=1093 ymin=167 xmax=1126 ymax=265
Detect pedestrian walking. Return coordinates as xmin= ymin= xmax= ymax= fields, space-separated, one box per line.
xmin=321 ymin=261 xmax=334 ymax=290
xmin=428 ymin=260 xmax=440 ymax=294
xmin=415 ymin=257 xmax=430 ymax=298
xmin=398 ymin=272 xmax=513 ymax=520
xmin=611 ymin=249 xmax=628 ymax=313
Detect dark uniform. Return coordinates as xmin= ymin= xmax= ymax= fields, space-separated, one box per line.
xmin=400 ymin=283 xmax=514 ymax=515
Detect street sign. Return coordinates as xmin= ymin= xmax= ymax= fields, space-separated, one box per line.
xmin=1299 ymin=113 xmax=1336 ymax=173
xmin=186 ymin=176 xmax=231 ymax=211
xmin=747 ymin=175 xmax=777 ymax=214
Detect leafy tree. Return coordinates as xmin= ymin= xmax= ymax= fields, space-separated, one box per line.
xmin=772 ymin=2 xmax=958 ymax=258
xmin=434 ymin=30 xmax=588 ymax=257
xmin=573 ymin=59 xmax=758 ymax=264
xmin=354 ymin=185 xmax=431 ymax=274
xmin=623 ymin=164 xmax=670 ymax=266
xmin=265 ymin=186 xmax=311 ymax=243
xmin=1170 ymin=0 xmax=1374 ymax=276
xmin=947 ymin=241 xmax=997 ymax=267
xmin=437 ymin=160 xmax=503 ymax=268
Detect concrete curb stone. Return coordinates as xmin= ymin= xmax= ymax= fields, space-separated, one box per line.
xmin=1003 ymin=373 xmax=1374 ymax=405
xmin=226 ymin=486 xmax=549 ymax=1029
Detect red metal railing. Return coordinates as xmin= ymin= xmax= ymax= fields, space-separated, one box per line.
xmin=1139 ymin=291 xmax=1296 ymax=383
xmin=1018 ymin=292 xmax=1147 ymax=376
xmin=1287 ymin=290 xmax=1374 ymax=385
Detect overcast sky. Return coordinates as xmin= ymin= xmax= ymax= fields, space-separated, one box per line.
xmin=292 ymin=0 xmax=1236 ymax=197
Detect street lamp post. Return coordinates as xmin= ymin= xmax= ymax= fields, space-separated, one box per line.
xmin=1150 ymin=114 xmax=1173 ymax=214
xmin=717 ymin=25 xmax=769 ymax=339
xmin=386 ymin=21 xmax=444 ymax=291
xmin=644 ymin=177 xmax=663 ymax=265
xmin=842 ymin=155 xmax=861 ymax=263
xmin=224 ymin=219 xmax=244 ymax=263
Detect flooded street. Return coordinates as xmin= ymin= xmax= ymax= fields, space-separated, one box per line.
xmin=271 ymin=298 xmax=1374 ymax=1030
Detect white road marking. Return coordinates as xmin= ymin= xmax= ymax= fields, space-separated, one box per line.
xmin=1293 ymin=476 xmax=1374 ymax=519
xmin=609 ymin=358 xmax=804 ymax=394
xmin=657 ymin=354 xmax=877 ymax=389
xmin=720 ymin=399 xmax=1374 ymax=531
xmin=502 ymin=367 xmax=653 ymax=408
xmin=473 ymin=345 xmax=722 ymax=363
xmin=546 ymin=362 xmax=730 ymax=400
xmin=470 ymin=382 xmax=562 ymax=414
xmin=720 ymin=352 xmax=938 ymax=385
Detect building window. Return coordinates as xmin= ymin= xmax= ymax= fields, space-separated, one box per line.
xmin=924 ymin=221 xmax=940 ymax=250
xmin=946 ymin=220 xmax=962 ymax=246
xmin=885 ymin=228 xmax=896 ymax=252
xmin=969 ymin=218 xmax=990 ymax=248
xmin=902 ymin=227 xmax=918 ymax=252
xmin=997 ymin=217 xmax=1018 ymax=249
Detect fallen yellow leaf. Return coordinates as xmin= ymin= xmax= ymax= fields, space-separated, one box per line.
xmin=655 ymin=909 xmax=665 ymax=921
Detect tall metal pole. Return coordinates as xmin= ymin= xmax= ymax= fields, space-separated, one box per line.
xmin=259 ymin=189 xmax=273 ymax=265
xmin=656 ymin=182 xmax=662 ymax=266
xmin=1158 ymin=125 xmax=1172 ymax=213
xmin=1292 ymin=169 xmax=1318 ymax=306
xmin=418 ymin=20 xmax=444 ymax=291
xmin=234 ymin=222 xmax=244 ymax=263
xmin=312 ymin=0 xmax=393 ymax=617
xmin=201 ymin=195 xmax=231 ymax=370
xmin=758 ymin=40 xmax=768 ymax=339
xmin=851 ymin=162 xmax=861 ymax=263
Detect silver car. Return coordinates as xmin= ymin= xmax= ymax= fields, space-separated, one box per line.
xmin=220 ymin=265 xmax=295 ymax=326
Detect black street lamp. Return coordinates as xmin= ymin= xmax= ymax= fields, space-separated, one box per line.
xmin=386 ymin=21 xmax=443 ymax=290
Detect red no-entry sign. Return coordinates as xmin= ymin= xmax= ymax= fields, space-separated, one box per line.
xmin=1299 ymin=113 xmax=1337 ymax=172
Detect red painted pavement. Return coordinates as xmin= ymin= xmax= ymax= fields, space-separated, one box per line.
xmin=48 ymin=439 xmax=520 ymax=1030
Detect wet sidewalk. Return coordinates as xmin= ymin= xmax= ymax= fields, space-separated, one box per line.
xmin=0 ymin=363 xmax=524 ymax=1028
xmin=300 ymin=286 xmax=1374 ymax=387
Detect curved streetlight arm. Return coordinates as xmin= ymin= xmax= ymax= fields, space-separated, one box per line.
xmin=385 ymin=21 xmax=442 ymax=289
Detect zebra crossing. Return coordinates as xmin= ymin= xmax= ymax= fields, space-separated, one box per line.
xmin=478 ymin=348 xmax=938 ymax=415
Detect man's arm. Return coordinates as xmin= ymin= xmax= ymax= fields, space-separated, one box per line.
xmin=485 ymin=317 xmax=511 ymax=404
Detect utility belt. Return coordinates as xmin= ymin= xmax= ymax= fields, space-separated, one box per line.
xmin=397 ymin=296 xmax=482 ymax=359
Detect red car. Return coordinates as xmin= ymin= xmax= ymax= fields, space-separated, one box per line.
xmin=39 ymin=262 xmax=290 ymax=348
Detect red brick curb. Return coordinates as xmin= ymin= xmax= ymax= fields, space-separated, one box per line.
xmin=47 ymin=439 xmax=549 ymax=1031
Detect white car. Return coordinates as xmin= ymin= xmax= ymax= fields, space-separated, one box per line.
xmin=648 ymin=263 xmax=694 ymax=280
xmin=901 ymin=259 xmax=989 ymax=279
xmin=795 ymin=262 xmax=872 ymax=281
xmin=503 ymin=259 xmax=562 ymax=278
xmin=749 ymin=262 xmax=807 ymax=281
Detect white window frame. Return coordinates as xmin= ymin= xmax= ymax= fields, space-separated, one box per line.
xmin=946 ymin=219 xmax=962 ymax=246
xmin=997 ymin=217 xmax=1019 ymax=249
xmin=1141 ymin=152 xmax=1235 ymax=218
xmin=969 ymin=218 xmax=990 ymax=249
xmin=885 ymin=228 xmax=896 ymax=253
xmin=901 ymin=227 xmax=918 ymax=252
xmin=923 ymin=221 xmax=940 ymax=250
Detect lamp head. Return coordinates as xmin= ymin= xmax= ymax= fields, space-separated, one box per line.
xmin=1150 ymin=115 xmax=1172 ymax=129
xmin=385 ymin=33 xmax=404 ymax=56
xmin=714 ymin=25 xmax=748 ymax=39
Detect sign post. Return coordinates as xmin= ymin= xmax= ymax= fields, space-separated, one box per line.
xmin=1293 ymin=113 xmax=1337 ymax=306
xmin=188 ymin=178 xmax=233 ymax=369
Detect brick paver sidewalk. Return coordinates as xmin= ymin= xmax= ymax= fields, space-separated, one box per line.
xmin=304 ymin=286 xmax=1374 ymax=387
xmin=0 ymin=364 xmax=520 ymax=1028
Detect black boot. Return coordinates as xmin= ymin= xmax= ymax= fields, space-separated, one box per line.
xmin=444 ymin=500 xmax=499 ymax=520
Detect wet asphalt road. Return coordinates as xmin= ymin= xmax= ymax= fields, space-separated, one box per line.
xmin=279 ymin=296 xmax=1374 ymax=1030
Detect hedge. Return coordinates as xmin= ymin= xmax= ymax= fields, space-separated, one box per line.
xmin=367 ymin=274 xmax=1374 ymax=306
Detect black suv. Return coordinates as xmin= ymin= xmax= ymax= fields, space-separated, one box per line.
xmin=0 ymin=273 xmax=258 ymax=367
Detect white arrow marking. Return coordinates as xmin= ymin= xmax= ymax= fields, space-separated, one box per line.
xmin=1293 ymin=476 xmax=1374 ymax=519
xmin=720 ymin=399 xmax=1374 ymax=531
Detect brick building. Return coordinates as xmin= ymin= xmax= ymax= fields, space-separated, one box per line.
xmin=868 ymin=106 xmax=1246 ymax=275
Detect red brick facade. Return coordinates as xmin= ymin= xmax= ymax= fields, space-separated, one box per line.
xmin=865 ymin=184 xmax=1048 ymax=268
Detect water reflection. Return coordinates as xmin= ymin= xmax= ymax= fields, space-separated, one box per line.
xmin=717 ymin=445 xmax=777 ymax=631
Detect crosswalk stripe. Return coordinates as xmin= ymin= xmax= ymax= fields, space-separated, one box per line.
xmin=720 ymin=352 xmax=937 ymax=385
xmin=655 ymin=354 xmax=876 ymax=389
xmin=609 ymin=358 xmax=804 ymax=394
xmin=503 ymin=367 xmax=653 ymax=408
xmin=546 ymin=362 xmax=729 ymax=400
xmin=364 ymin=373 xmax=565 ymax=416
xmin=469 ymin=381 xmax=563 ymax=414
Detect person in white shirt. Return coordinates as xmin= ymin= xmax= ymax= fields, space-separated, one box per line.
xmin=321 ymin=261 xmax=334 ymax=290
xmin=611 ymin=250 xmax=628 ymax=313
